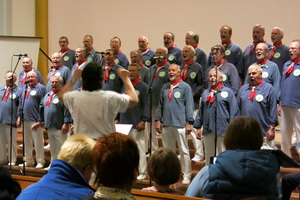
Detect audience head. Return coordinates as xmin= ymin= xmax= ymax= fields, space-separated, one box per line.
xmin=224 ymin=116 xmax=263 ymax=150
xmin=93 ymin=132 xmax=139 ymax=192
xmin=0 ymin=165 xmax=21 ymax=199
xmin=57 ymin=134 xmax=96 ymax=181
xmin=147 ymin=148 xmax=181 ymax=186
xmin=81 ymin=62 xmax=103 ymax=91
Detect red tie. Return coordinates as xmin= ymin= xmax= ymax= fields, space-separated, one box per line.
xmin=206 ymin=83 xmax=223 ymax=103
xmin=2 ymin=86 xmax=11 ymax=101
xmin=46 ymin=92 xmax=54 ymax=107
xmin=269 ymin=42 xmax=282 ymax=60
xmin=25 ymin=87 xmax=30 ymax=99
xmin=168 ymin=77 xmax=181 ymax=102
xmin=104 ymin=66 xmax=110 ymax=82
xmin=249 ymin=79 xmax=263 ymax=100
xmin=285 ymin=57 xmax=300 ymax=76
xmin=181 ymin=60 xmax=194 ymax=80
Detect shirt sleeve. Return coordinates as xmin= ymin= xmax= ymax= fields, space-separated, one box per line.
xmin=185 ymin=166 xmax=209 ymax=197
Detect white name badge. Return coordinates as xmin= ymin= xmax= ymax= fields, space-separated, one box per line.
xmin=30 ymin=90 xmax=36 ymax=96
xmin=255 ymin=94 xmax=264 ymax=102
xmin=53 ymin=98 xmax=59 ymax=104
xmin=262 ymin=71 xmax=269 ymax=78
xmin=174 ymin=91 xmax=181 ymax=98
xmin=221 ymin=91 xmax=228 ymax=98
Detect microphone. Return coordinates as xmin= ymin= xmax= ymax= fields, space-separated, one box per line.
xmin=24 ymin=80 xmax=30 ymax=84
xmin=13 ymin=54 xmax=28 ymax=57
xmin=153 ymin=56 xmax=166 ymax=59
xmin=95 ymin=51 xmax=110 ymax=55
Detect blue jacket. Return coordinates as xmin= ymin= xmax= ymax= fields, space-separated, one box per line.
xmin=17 ymin=159 xmax=95 ymax=200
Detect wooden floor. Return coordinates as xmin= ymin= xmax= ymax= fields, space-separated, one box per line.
xmin=3 ymin=129 xmax=300 ymax=199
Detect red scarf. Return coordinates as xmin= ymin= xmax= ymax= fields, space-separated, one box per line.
xmin=60 ymin=48 xmax=69 ymax=54
xmin=249 ymin=79 xmax=263 ymax=100
xmin=154 ymin=60 xmax=168 ymax=80
xmin=168 ymin=77 xmax=181 ymax=102
xmin=285 ymin=57 xmax=300 ymax=76
xmin=45 ymin=89 xmax=61 ymax=107
xmin=2 ymin=85 xmax=16 ymax=101
xmin=222 ymin=40 xmax=232 ymax=47
xmin=206 ymin=82 xmax=223 ymax=103
xmin=131 ymin=77 xmax=141 ymax=86
xmin=76 ymin=59 xmax=87 ymax=69
xmin=181 ymin=60 xmax=194 ymax=80
xmin=167 ymin=44 xmax=175 ymax=51
xmin=140 ymin=48 xmax=149 ymax=53
xmin=87 ymin=47 xmax=94 ymax=53
xmin=193 ymin=45 xmax=198 ymax=49
xmin=257 ymin=58 xmax=268 ymax=65
xmin=104 ymin=62 xmax=115 ymax=82
xmin=249 ymin=40 xmax=265 ymax=55
xmin=50 ymin=65 xmax=62 ymax=76
xmin=269 ymin=42 xmax=282 ymax=60
xmin=21 ymin=68 xmax=33 ymax=84
xmin=25 ymin=82 xmax=38 ymax=99
xmin=139 ymin=62 xmax=144 ymax=67
xmin=217 ymin=58 xmax=226 ymax=67
xmin=115 ymin=49 xmax=121 ymax=55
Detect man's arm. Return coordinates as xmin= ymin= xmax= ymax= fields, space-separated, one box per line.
xmin=58 ymin=68 xmax=82 ymax=102
xmin=117 ymin=68 xmax=138 ymax=108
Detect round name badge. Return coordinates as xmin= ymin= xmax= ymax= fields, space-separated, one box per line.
xmin=114 ymin=59 xmax=119 ymax=64
xmin=274 ymin=52 xmax=280 ymax=59
xmin=225 ymin=50 xmax=231 ymax=56
xmin=190 ymin=72 xmax=196 ymax=79
xmin=221 ymin=91 xmax=228 ymax=98
xmin=222 ymin=74 xmax=227 ymax=81
xmin=55 ymin=72 xmax=61 ymax=77
xmin=168 ymin=55 xmax=175 ymax=61
xmin=87 ymin=57 xmax=93 ymax=62
xmin=30 ymin=90 xmax=36 ymax=96
xmin=174 ymin=91 xmax=181 ymax=98
xmin=159 ymin=71 xmax=166 ymax=77
xmin=109 ymin=74 xmax=116 ymax=80
xmin=53 ymin=98 xmax=59 ymax=104
xmin=145 ymin=60 xmax=151 ymax=66
xmin=293 ymin=69 xmax=300 ymax=77
xmin=63 ymin=56 xmax=69 ymax=61
xmin=10 ymin=94 xmax=16 ymax=99
xmin=262 ymin=71 xmax=269 ymax=78
xmin=255 ymin=94 xmax=264 ymax=102
xmin=136 ymin=90 xmax=140 ymax=96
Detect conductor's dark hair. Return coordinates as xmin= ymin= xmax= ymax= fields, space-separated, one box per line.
xmin=82 ymin=62 xmax=103 ymax=91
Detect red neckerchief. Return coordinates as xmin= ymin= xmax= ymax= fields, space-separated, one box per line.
xmin=285 ymin=57 xmax=300 ymax=76
xmin=206 ymin=82 xmax=223 ymax=103
xmin=76 ymin=59 xmax=87 ymax=69
xmin=140 ymin=48 xmax=149 ymax=53
xmin=181 ymin=60 xmax=194 ymax=80
xmin=104 ymin=62 xmax=115 ymax=82
xmin=168 ymin=77 xmax=181 ymax=102
xmin=217 ymin=58 xmax=226 ymax=67
xmin=257 ymin=58 xmax=268 ymax=65
xmin=50 ymin=65 xmax=62 ymax=76
xmin=59 ymin=48 xmax=69 ymax=54
xmin=115 ymin=49 xmax=121 ymax=55
xmin=269 ymin=41 xmax=282 ymax=60
xmin=87 ymin=47 xmax=94 ymax=53
xmin=139 ymin=62 xmax=144 ymax=67
xmin=249 ymin=40 xmax=265 ymax=55
xmin=222 ymin=40 xmax=232 ymax=47
xmin=154 ymin=60 xmax=168 ymax=80
xmin=193 ymin=45 xmax=198 ymax=49
xmin=21 ymin=68 xmax=33 ymax=84
xmin=45 ymin=89 xmax=61 ymax=107
xmin=131 ymin=77 xmax=141 ymax=86
xmin=249 ymin=79 xmax=263 ymax=100
xmin=2 ymin=84 xmax=16 ymax=101
xmin=167 ymin=44 xmax=175 ymax=51
xmin=26 ymin=82 xmax=38 ymax=99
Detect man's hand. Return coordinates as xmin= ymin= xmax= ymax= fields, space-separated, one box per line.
xmin=61 ymin=123 xmax=69 ymax=135
xmin=196 ymin=128 xmax=202 ymax=140
xmin=155 ymin=121 xmax=162 ymax=134
xmin=31 ymin=122 xmax=41 ymax=131
xmin=277 ymin=104 xmax=281 ymax=116
xmin=185 ymin=123 xmax=192 ymax=135
xmin=136 ymin=121 xmax=146 ymax=132
xmin=267 ymin=128 xmax=275 ymax=141
xmin=117 ymin=68 xmax=130 ymax=81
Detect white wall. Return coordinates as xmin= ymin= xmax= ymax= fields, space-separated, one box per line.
xmin=48 ymin=0 xmax=300 ymax=58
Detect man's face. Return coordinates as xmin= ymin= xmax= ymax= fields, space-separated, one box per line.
xmin=5 ymin=72 xmax=16 ymax=86
xmin=83 ymin=36 xmax=93 ymax=49
xmin=155 ymin=48 xmax=167 ymax=63
xmin=163 ymin=33 xmax=174 ymax=48
xmin=211 ymin=49 xmax=224 ymax=64
xmin=209 ymin=70 xmax=223 ymax=87
xmin=22 ymin=58 xmax=32 ymax=72
xmin=252 ymin=27 xmax=264 ymax=43
xmin=255 ymin=43 xmax=268 ymax=61
xmin=182 ymin=47 xmax=194 ymax=62
xmin=138 ymin=37 xmax=148 ymax=51
xmin=130 ymin=52 xmax=142 ymax=64
xmin=185 ymin=33 xmax=196 ymax=46
xmin=27 ymin=72 xmax=38 ymax=85
xmin=50 ymin=76 xmax=62 ymax=93
xmin=75 ymin=48 xmax=86 ymax=62
xmin=59 ymin=38 xmax=68 ymax=50
xmin=110 ymin=38 xmax=121 ymax=52
xmin=248 ymin=66 xmax=262 ymax=85
xmin=289 ymin=41 xmax=300 ymax=61
xmin=220 ymin=27 xmax=231 ymax=43
xmin=52 ymin=53 xmax=62 ymax=67
xmin=104 ymin=50 xmax=115 ymax=65
xmin=271 ymin=29 xmax=283 ymax=44
xmin=128 ymin=66 xmax=140 ymax=82
xmin=168 ymin=65 xmax=180 ymax=82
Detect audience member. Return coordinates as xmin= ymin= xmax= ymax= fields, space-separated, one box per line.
xmin=83 ymin=132 xmax=139 ymax=200
xmin=186 ymin=116 xmax=280 ymax=200
xmin=0 ymin=165 xmax=21 ymax=200
xmin=142 ymin=148 xmax=184 ymax=195
xmin=16 ymin=134 xmax=96 ymax=200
